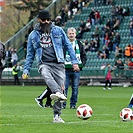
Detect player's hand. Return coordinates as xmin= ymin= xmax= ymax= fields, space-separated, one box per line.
xmin=22 ymin=73 xmax=28 ymax=79
xmin=73 ymin=64 xmax=80 ymax=72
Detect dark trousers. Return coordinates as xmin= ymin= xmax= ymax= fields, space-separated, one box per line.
xmin=38 ymin=87 xmax=52 ymax=105
xmin=63 ymin=69 xmax=80 ymax=108
xmin=104 ymin=79 xmax=112 ymax=88
xmin=13 ymin=74 xmax=20 ymax=85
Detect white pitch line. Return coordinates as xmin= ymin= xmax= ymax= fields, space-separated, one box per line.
xmin=1 ymin=113 xmax=117 ymax=117
xmin=0 ymin=120 xmax=120 ymax=126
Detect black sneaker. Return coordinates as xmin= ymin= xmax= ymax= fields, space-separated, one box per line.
xmin=44 ymin=104 xmax=53 ymax=108
xmin=35 ymin=98 xmax=44 ymax=108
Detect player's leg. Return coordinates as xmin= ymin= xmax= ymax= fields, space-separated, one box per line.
xmin=49 ymin=63 xmax=66 ymax=123
xmin=45 ymin=91 xmax=52 ymax=108
xmin=40 ymin=63 xmax=66 ymax=123
xmin=127 ymin=94 xmax=133 ymax=108
xmin=40 ymin=64 xmax=66 ymax=100
xmin=35 ymin=87 xmax=52 ymax=108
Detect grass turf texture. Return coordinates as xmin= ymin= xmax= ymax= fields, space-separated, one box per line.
xmin=0 ymin=86 xmax=133 ymax=133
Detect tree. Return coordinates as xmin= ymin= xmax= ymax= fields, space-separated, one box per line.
xmin=13 ymin=0 xmax=51 ymax=21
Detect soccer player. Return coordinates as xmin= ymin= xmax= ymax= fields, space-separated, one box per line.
xmin=35 ymin=27 xmax=87 ymax=109
xmin=22 ymin=10 xmax=79 ymax=123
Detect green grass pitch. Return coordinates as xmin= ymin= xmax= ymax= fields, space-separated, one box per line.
xmin=0 ymin=85 xmax=133 ymax=133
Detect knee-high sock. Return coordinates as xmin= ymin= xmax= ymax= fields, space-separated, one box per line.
xmin=129 ymin=94 xmax=133 ymax=105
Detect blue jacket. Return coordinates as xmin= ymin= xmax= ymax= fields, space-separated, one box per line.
xmin=23 ymin=23 xmax=79 ymax=75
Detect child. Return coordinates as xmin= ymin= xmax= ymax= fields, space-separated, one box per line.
xmin=103 ymin=64 xmax=113 ymax=90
